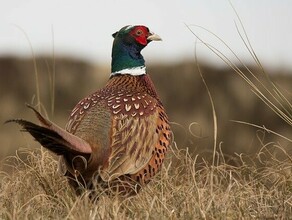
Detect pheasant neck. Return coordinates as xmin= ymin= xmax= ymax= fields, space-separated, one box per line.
xmin=106 ymin=74 xmax=159 ymax=101
xmin=111 ymin=41 xmax=146 ymax=76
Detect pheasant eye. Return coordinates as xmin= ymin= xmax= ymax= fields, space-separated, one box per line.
xmin=136 ymin=29 xmax=143 ymax=36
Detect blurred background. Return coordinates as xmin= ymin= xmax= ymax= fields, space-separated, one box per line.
xmin=1 ymin=0 xmax=291 ymax=163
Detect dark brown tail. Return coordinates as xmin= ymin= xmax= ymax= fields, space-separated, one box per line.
xmin=6 ymin=105 xmax=92 ymax=156
xmin=6 ymin=119 xmax=82 ymax=156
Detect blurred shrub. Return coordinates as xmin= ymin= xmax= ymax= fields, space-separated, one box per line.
xmin=0 ymin=57 xmax=291 ymax=162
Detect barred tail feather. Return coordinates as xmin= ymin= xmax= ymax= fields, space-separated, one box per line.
xmin=6 ymin=105 xmax=92 ymax=155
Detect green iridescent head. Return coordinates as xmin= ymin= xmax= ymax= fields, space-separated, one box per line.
xmin=111 ymin=25 xmax=162 ymax=76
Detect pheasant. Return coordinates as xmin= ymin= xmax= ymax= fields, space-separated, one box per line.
xmin=7 ymin=25 xmax=172 ymax=196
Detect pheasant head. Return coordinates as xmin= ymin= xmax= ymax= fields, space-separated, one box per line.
xmin=111 ymin=25 xmax=162 ymax=75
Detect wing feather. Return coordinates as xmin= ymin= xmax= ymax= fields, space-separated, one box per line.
xmin=100 ymin=100 xmax=159 ymax=181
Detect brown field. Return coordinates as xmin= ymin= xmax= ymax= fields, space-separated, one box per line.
xmin=0 ymin=56 xmax=291 ymax=219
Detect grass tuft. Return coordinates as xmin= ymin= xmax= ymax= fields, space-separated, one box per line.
xmin=1 ymin=146 xmax=291 ymax=219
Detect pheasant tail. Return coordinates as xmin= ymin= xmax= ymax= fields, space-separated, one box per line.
xmin=6 ymin=105 xmax=92 ymax=156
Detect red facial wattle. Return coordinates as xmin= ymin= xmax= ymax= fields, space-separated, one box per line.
xmin=130 ymin=26 xmax=149 ymax=46
xmin=135 ymin=35 xmax=148 ymax=46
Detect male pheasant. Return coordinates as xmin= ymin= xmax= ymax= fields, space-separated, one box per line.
xmin=8 ymin=25 xmax=172 ymax=196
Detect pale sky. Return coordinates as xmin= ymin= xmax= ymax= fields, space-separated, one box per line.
xmin=1 ymin=0 xmax=292 ymax=70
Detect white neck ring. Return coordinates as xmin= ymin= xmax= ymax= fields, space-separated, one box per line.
xmin=111 ymin=66 xmax=146 ymax=76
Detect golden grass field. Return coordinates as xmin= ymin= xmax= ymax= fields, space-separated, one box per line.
xmin=0 ymin=20 xmax=292 ymax=217
xmin=1 ymin=143 xmax=291 ymax=219
xmin=0 ymin=56 xmax=291 ymax=219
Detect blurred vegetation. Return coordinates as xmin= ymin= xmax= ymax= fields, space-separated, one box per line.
xmin=0 ymin=56 xmax=291 ymax=163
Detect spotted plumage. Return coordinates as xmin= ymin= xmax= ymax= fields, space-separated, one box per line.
xmin=7 ymin=25 xmax=172 ymax=196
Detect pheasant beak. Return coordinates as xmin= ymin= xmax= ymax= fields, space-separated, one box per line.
xmin=147 ymin=32 xmax=162 ymax=41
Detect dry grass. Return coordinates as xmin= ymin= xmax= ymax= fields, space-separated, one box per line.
xmin=1 ymin=5 xmax=291 ymax=219
xmin=1 ymin=144 xmax=291 ymax=219
xmin=187 ymin=3 xmax=292 ymax=129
